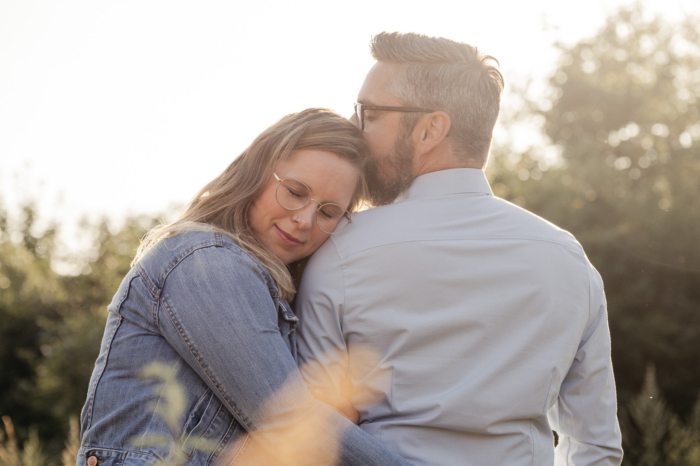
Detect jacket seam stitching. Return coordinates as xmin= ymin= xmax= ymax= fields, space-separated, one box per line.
xmin=135 ymin=362 xmax=181 ymax=451
xmin=159 ymin=242 xmax=276 ymax=300
xmin=161 ymin=296 xmax=256 ymax=434
xmin=190 ymin=401 xmax=221 ymax=460
xmin=83 ymin=314 xmax=124 ymax=433
xmin=136 ymin=263 xmax=158 ymax=297
xmin=84 ymin=271 xmax=136 ymax=428
xmin=229 ymin=434 xmax=251 ymax=466
xmin=80 ymin=446 xmax=159 ymax=460
xmin=207 ymin=416 xmax=237 ymax=465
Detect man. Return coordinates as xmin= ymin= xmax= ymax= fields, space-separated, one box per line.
xmin=296 ymin=32 xmax=623 ymax=466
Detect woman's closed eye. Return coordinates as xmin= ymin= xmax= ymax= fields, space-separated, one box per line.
xmin=319 ymin=205 xmax=342 ymax=220
xmin=286 ymin=187 xmax=305 ymax=199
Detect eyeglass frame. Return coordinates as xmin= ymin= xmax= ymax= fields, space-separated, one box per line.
xmin=273 ymin=173 xmax=353 ymax=234
xmin=353 ymin=103 xmax=435 ymax=131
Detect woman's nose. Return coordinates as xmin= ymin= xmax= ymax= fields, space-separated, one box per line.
xmin=293 ymin=204 xmax=316 ymax=230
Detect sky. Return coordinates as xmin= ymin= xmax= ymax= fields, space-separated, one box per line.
xmin=1 ymin=0 xmax=698 ymax=251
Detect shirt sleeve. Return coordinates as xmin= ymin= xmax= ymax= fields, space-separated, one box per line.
xmin=296 ymin=238 xmax=350 ymax=399
xmin=548 ymin=264 xmax=623 ymax=465
xmin=156 ymin=243 xmax=412 ymax=466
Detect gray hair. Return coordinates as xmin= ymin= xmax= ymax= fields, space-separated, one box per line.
xmin=370 ymin=32 xmax=504 ymax=165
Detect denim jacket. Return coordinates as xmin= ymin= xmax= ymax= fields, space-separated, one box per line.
xmin=78 ymin=231 xmax=411 ymax=466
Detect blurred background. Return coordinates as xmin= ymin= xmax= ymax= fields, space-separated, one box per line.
xmin=1 ymin=0 xmax=699 ymax=464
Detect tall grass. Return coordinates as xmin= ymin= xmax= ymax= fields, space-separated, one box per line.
xmin=0 ymin=415 xmax=77 ymax=466
xmin=3 ymin=365 xmax=699 ymax=466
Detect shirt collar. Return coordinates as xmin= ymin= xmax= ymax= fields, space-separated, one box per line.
xmin=398 ymin=168 xmax=493 ymax=201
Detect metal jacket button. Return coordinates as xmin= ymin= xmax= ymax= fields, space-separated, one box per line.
xmin=87 ymin=456 xmax=98 ymax=466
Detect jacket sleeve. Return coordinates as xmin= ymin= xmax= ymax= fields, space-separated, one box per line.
xmin=548 ymin=265 xmax=623 ymax=465
xmin=156 ymin=243 xmax=412 ymax=466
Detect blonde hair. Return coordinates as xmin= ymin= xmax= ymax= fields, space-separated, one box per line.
xmin=133 ymin=108 xmax=368 ymax=301
xmin=370 ymin=32 xmax=504 ymax=166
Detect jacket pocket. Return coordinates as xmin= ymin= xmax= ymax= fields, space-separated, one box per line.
xmin=180 ymin=389 xmax=219 ymax=459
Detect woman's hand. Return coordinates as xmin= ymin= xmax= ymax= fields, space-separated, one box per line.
xmin=309 ymin=387 xmax=360 ymax=424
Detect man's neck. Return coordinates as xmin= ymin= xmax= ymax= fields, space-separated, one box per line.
xmin=412 ymin=151 xmax=483 ymax=177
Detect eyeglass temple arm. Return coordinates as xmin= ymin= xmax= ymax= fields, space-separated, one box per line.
xmin=358 ymin=105 xmax=435 ymax=113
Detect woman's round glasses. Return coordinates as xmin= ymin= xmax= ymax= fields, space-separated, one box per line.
xmin=274 ymin=173 xmax=352 ymax=234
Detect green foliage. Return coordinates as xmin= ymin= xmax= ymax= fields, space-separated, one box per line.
xmin=0 ymin=206 xmax=66 ymax=450
xmin=620 ymin=366 xmax=700 ymax=465
xmin=33 ymin=219 xmax=147 ymax=427
xmin=489 ymin=3 xmax=700 ymax=417
xmin=0 ymin=202 xmax=155 ymax=461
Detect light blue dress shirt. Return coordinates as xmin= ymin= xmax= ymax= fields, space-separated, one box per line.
xmin=296 ymin=168 xmax=622 ymax=466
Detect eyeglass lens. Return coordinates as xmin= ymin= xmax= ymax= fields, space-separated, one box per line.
xmin=354 ymin=104 xmax=363 ymax=130
xmin=276 ymin=179 xmax=348 ymax=234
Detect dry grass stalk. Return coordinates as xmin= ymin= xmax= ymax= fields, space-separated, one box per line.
xmin=60 ymin=417 xmax=80 ymax=466
xmin=0 ymin=415 xmax=19 ymax=466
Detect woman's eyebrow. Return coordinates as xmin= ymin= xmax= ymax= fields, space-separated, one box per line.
xmin=279 ymin=173 xmax=314 ymax=194
xmin=310 ymin=186 xmax=346 ymax=205
xmin=297 ymin=178 xmax=314 ymax=194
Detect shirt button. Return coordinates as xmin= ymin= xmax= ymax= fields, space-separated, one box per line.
xmin=87 ymin=456 xmax=98 ymax=466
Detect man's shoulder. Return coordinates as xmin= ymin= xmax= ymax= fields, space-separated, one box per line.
xmin=327 ymin=201 xmax=411 ymax=258
xmin=330 ymin=195 xmax=585 ymax=259
xmin=489 ymin=196 xmax=585 ymax=253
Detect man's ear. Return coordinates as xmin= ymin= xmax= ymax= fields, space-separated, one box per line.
xmin=413 ymin=111 xmax=451 ymax=154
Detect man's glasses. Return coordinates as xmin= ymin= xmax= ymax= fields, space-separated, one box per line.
xmin=353 ymin=103 xmax=435 ymax=131
xmin=274 ymin=173 xmax=352 ymax=234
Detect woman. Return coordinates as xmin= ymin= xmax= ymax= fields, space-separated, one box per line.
xmin=77 ymin=109 xmax=411 ymax=466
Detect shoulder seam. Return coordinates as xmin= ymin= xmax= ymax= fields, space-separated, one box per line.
xmin=157 ymin=241 xmax=277 ymax=305
xmin=336 ymin=236 xmax=585 ymax=260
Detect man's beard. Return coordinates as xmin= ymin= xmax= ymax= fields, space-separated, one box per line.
xmin=364 ymin=133 xmax=415 ymax=206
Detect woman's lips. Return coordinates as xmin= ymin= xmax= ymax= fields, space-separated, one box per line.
xmin=274 ymin=225 xmax=302 ymax=247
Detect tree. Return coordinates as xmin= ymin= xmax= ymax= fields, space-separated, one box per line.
xmin=33 ymin=218 xmax=148 ymax=427
xmin=489 ymin=4 xmax=700 ymax=417
xmin=0 ymin=200 xmax=156 ymax=461
xmin=620 ymin=366 xmax=700 ymax=465
xmin=0 ymin=203 xmax=65 ymax=450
